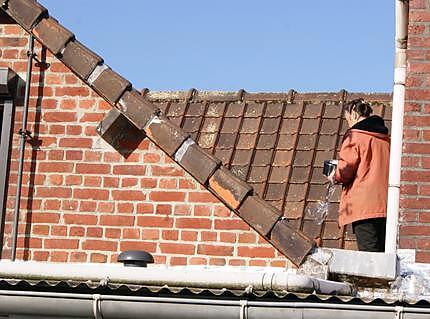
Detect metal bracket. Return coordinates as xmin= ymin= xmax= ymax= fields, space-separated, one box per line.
xmin=394 ymin=306 xmax=404 ymax=319
xmin=239 ymin=300 xmax=248 ymax=319
xmin=92 ymin=294 xmax=103 ymax=319
xmin=18 ymin=128 xmax=32 ymax=140
xmin=27 ymin=51 xmax=51 ymax=68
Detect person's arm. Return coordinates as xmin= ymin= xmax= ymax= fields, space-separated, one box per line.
xmin=335 ymin=134 xmax=360 ymax=185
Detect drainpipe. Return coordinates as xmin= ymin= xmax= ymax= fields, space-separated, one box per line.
xmin=10 ymin=35 xmax=34 ymax=261
xmin=0 ymin=261 xmax=354 ymax=296
xmin=385 ymin=0 xmax=409 ymax=254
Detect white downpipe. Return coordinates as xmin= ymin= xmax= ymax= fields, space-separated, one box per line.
xmin=0 ymin=261 xmax=353 ymax=296
xmin=385 ymin=0 xmax=409 ymax=254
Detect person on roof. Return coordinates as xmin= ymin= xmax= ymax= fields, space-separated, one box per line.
xmin=328 ymin=98 xmax=390 ymax=252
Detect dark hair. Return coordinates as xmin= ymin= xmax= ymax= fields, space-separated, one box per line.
xmin=344 ymin=98 xmax=373 ymax=118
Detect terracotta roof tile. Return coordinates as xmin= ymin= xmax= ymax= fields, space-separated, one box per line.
xmin=320 ymin=118 xmax=341 ymax=135
xmin=264 ymin=103 xmax=283 ymax=118
xmin=248 ymin=166 xmax=270 ymax=183
xmin=221 ymin=117 xmax=241 ymax=133
xmin=293 ymin=151 xmax=313 ymax=167
xmin=206 ymin=102 xmax=225 ymax=117
xmin=256 ymin=134 xmax=277 ymax=149
xmin=277 ymin=134 xmax=297 ymax=150
xmin=269 ymin=166 xmax=290 ymax=183
xmin=290 ymin=167 xmax=311 ymax=183
xmin=241 ymin=118 xmax=261 ymax=133
xmin=225 ymin=102 xmax=244 ymax=117
xmin=300 ymin=118 xmax=320 ymax=134
xmin=261 ymin=117 xmax=281 ymax=134
xmin=286 ymin=184 xmax=307 ymax=202
xmin=296 ymin=134 xmax=317 ymax=150
xmin=280 ymin=119 xmax=300 ymax=134
xmin=244 ymin=102 xmax=265 ymax=117
xmin=323 ymin=103 xmax=343 ymax=118
xmin=283 ymin=103 xmax=304 ymax=118
xmin=303 ymin=103 xmax=323 ymax=118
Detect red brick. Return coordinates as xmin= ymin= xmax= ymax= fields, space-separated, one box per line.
xmin=181 ymin=231 xmax=198 ymax=241
xmin=197 ymin=244 xmax=233 ymax=256
xmin=152 ymin=166 xmax=184 ymax=177
xmin=137 ymin=216 xmax=174 ymax=228
xmin=214 ymin=219 xmax=249 ymax=230
xmin=112 ymin=190 xmax=146 ymax=201
xmin=123 ymin=228 xmax=140 ymax=239
xmin=220 ymin=232 xmax=236 ymax=243
xmin=50 ymin=252 xmax=69 ymax=262
xmin=36 ymin=187 xmax=71 ymax=198
xmin=44 ymin=239 xmax=79 ymax=249
xmin=70 ymin=252 xmax=87 ymax=262
xmin=162 ymin=230 xmax=179 ymax=240
xmin=238 ymin=246 xmax=275 ymax=258
xmin=113 ymin=165 xmax=146 ymax=175
xmin=74 ymin=188 xmax=109 ymax=200
xmin=119 ymin=241 xmax=157 ymax=252
xmin=86 ymin=227 xmax=103 ymax=238
xmin=59 ymin=138 xmax=92 ymax=148
xmin=176 ymin=218 xmax=211 ymax=229
xmin=142 ymin=229 xmax=160 ymax=240
xmin=100 ymin=215 xmax=134 ymax=226
xmin=32 ymin=225 xmax=49 ymax=236
xmin=160 ymin=243 xmax=195 ymax=255
xmin=82 ymin=240 xmax=118 ymax=251
xmin=75 ymin=163 xmax=111 ymax=174
xmin=209 ymin=258 xmax=226 ymax=266
xmin=170 ymin=257 xmax=187 ymax=266
xmin=30 ymin=213 xmax=60 ymax=223
xmin=90 ymin=253 xmax=108 ymax=263
xmin=64 ymin=214 xmax=97 ymax=225
xmin=149 ymin=191 xmax=185 ymax=202
xmin=38 ymin=162 xmax=73 ymax=173
xmin=400 ymin=225 xmax=430 ymax=236
xmin=188 ymin=192 xmax=219 ymax=203
xmin=51 ymin=226 xmax=67 ymax=236
xmin=416 ymin=251 xmax=430 ymax=263
xmin=69 ymin=226 xmax=85 ymax=237
xmin=55 ymin=87 xmax=90 ymax=97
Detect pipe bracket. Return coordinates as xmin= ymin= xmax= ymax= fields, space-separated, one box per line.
xmin=92 ymin=294 xmax=103 ymax=319
xmin=240 ymin=299 xmax=248 ymax=319
xmin=395 ymin=305 xmax=404 ymax=319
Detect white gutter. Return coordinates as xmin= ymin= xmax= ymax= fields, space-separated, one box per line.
xmin=385 ymin=0 xmax=409 ymax=254
xmin=0 ymin=261 xmax=353 ymax=296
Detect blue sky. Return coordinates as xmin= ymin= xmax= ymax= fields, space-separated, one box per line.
xmin=39 ymin=1 xmax=394 ymax=93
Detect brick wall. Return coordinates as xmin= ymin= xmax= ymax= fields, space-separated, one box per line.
xmin=401 ymin=0 xmax=430 ymax=263
xmin=0 ymin=23 xmax=291 ymax=267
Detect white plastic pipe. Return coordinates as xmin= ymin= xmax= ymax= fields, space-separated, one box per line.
xmin=0 ymin=261 xmax=353 ymax=296
xmin=385 ymin=0 xmax=409 ymax=254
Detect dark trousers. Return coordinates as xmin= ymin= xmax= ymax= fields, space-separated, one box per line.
xmin=352 ymin=217 xmax=386 ymax=252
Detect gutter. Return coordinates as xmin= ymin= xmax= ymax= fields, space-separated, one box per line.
xmin=0 ymin=290 xmax=430 ymax=319
xmin=385 ymin=0 xmax=409 ymax=253
xmin=0 ymin=261 xmax=353 ymax=296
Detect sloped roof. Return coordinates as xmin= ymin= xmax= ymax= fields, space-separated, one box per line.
xmin=145 ymin=90 xmax=392 ymax=250
xmin=0 ymin=0 xmax=392 ymax=265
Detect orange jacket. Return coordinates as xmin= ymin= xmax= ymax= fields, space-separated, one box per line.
xmin=335 ymin=128 xmax=390 ymax=227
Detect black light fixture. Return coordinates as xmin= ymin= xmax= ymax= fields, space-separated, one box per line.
xmin=117 ymin=250 xmax=154 ymax=267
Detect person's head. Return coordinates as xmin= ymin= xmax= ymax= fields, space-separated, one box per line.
xmin=344 ymin=98 xmax=373 ymax=128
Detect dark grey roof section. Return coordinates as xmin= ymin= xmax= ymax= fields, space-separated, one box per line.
xmin=0 ymin=280 xmax=430 ymax=319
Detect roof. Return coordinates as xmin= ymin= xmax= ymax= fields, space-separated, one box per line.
xmin=145 ymin=90 xmax=392 ymax=250
xmin=0 ymin=0 xmax=393 ymax=265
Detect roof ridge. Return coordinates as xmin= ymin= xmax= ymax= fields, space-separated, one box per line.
xmin=2 ymin=0 xmax=315 ymax=266
xmin=145 ymin=89 xmax=392 ymax=103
